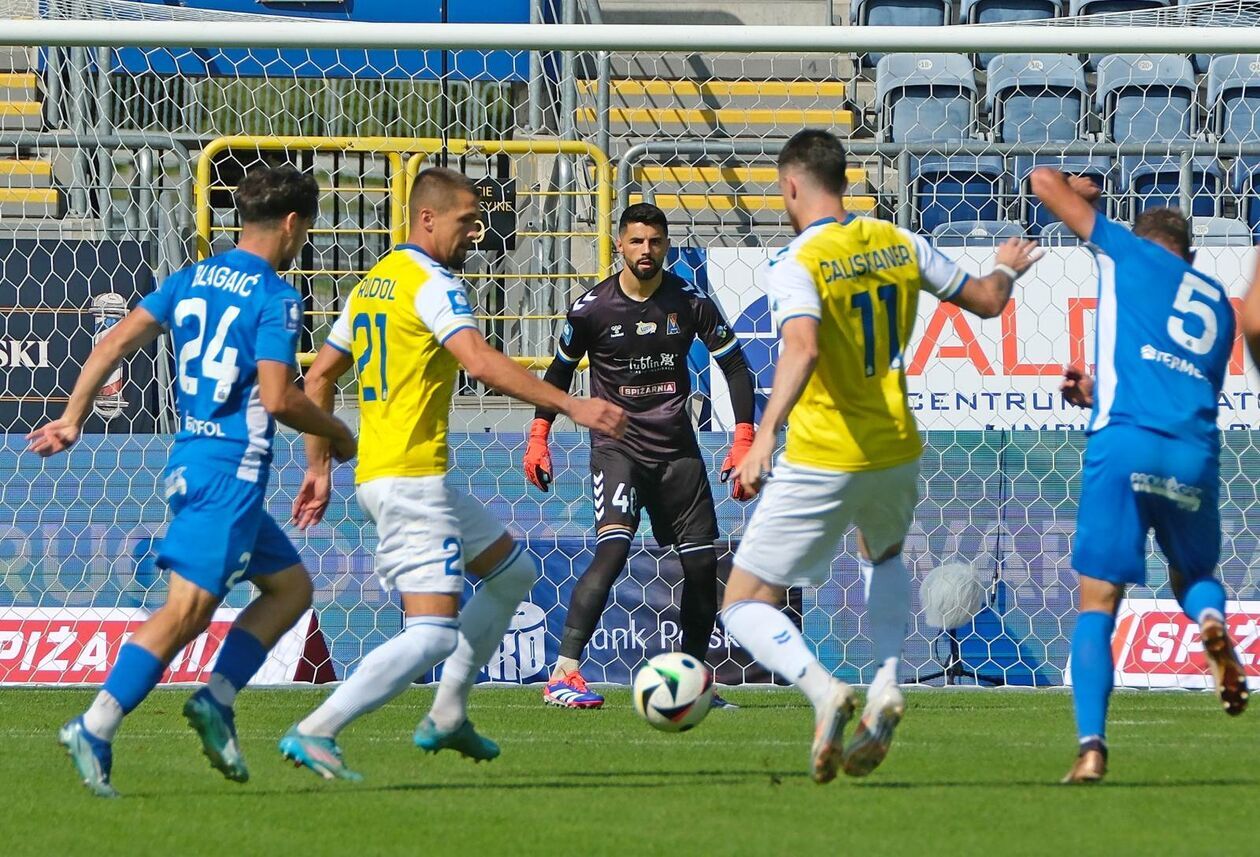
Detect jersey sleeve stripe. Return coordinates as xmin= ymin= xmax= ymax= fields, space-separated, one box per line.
xmin=709 ymin=338 xmax=739 ymax=358
xmin=778 ymin=309 xmax=823 ymax=324
xmin=325 ymin=338 xmax=352 ymax=355
xmin=943 ymin=272 xmax=968 ymax=301
xmin=435 ymin=319 xmax=478 ymax=345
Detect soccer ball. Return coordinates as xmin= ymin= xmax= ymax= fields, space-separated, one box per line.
xmin=632 ymin=652 xmax=714 ymax=733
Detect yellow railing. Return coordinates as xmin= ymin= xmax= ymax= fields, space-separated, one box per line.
xmin=195 ymin=136 xmax=613 ymax=371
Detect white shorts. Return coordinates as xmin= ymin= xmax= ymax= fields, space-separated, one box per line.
xmin=357 ymin=475 xmax=508 ymax=595
xmin=733 ymin=457 xmax=920 ymax=588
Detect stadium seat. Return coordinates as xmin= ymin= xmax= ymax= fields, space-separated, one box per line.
xmin=1228 ymin=157 xmax=1260 ymax=236
xmin=1120 ymin=155 xmax=1224 ymax=218
xmin=908 ymin=155 xmax=1007 ymax=233
xmin=1207 ymin=54 xmax=1260 ymax=143
xmin=876 ymin=54 xmax=977 ymax=143
xmin=931 ymin=220 xmax=1026 ymax=246
xmin=960 ymin=0 xmax=1065 ymax=68
xmin=851 ymin=0 xmax=953 ymax=67
xmin=1038 ymin=220 xmax=1084 ymax=244
xmin=1096 ymin=54 xmax=1197 ymax=143
xmin=1012 ymin=155 xmax=1114 ymax=232
xmin=1190 ymin=216 xmax=1253 ymax=246
xmin=1068 ymin=0 xmax=1173 ymax=69
xmin=987 ymin=54 xmax=1087 ymax=143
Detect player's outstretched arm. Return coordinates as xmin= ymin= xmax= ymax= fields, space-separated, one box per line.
xmin=26 ymin=307 xmax=163 ymax=457
xmin=1030 ymin=166 xmax=1100 ymax=241
xmin=292 ymin=343 xmax=355 ymax=528
xmin=734 ymin=316 xmax=819 ymax=496
xmin=949 ymin=237 xmax=1043 ymax=319
xmin=444 ymin=328 xmax=628 ymax=439
xmin=258 ymin=357 xmax=356 ymax=461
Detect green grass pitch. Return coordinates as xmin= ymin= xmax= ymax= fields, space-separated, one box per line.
xmin=1 ymin=687 xmax=1252 ymax=856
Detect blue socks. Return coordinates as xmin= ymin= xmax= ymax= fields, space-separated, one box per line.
xmin=1070 ymin=611 xmax=1116 ymax=743
xmin=1180 ymin=578 xmax=1227 ymax=626
xmin=103 ymin=643 xmax=166 ymax=714
xmin=206 ymin=628 xmax=268 ymax=708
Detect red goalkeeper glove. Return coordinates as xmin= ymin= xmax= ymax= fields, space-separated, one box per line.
xmin=719 ymin=423 xmax=756 ymax=502
xmin=523 ymin=418 xmax=554 ymax=492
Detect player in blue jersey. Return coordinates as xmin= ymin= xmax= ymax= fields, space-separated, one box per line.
xmin=1032 ymin=168 xmax=1249 ymax=785
xmin=27 ymin=166 xmax=357 ymax=798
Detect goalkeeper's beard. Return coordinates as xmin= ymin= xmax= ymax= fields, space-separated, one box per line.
xmin=627 ymin=257 xmax=662 ymax=280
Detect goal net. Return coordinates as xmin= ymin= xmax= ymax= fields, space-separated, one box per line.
xmin=1 ymin=1 xmax=1258 ymax=690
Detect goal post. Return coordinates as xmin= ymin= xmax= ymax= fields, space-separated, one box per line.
xmin=1 ymin=4 xmax=1258 ymax=689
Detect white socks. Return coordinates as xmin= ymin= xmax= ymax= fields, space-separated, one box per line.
xmin=861 ymin=555 xmax=910 ymax=694
xmin=721 ymin=600 xmax=834 ymax=710
xmin=299 ymin=616 xmax=459 ymax=739
xmin=206 ymin=673 xmax=237 ymax=709
xmin=428 ymin=544 xmax=538 ymax=732
xmin=83 ymin=691 xmax=124 ymax=741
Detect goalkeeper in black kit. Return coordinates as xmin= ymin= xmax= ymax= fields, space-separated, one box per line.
xmin=522 ymin=203 xmax=757 ymax=709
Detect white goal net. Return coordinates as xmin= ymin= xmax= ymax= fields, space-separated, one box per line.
xmin=1 ymin=2 xmax=1259 ymax=690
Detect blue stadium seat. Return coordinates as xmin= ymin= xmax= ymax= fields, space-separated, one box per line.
xmin=852 ymin=0 xmax=953 ymax=67
xmin=1013 ymin=155 xmax=1114 ymax=232
xmin=1207 ymin=54 xmax=1260 ymax=143
xmin=876 ymin=54 xmax=977 ymax=143
xmin=1038 ymin=220 xmax=1084 ymax=244
xmin=1120 ymin=156 xmax=1224 ymax=217
xmin=960 ymin=0 xmax=1065 ymax=68
xmin=987 ymin=54 xmax=1086 ymax=143
xmin=1190 ymin=216 xmax=1252 ymax=247
xmin=909 ymin=156 xmax=1007 ymax=233
xmin=931 ymin=220 xmax=1027 ymax=246
xmin=1229 ymin=157 xmax=1260 ymax=236
xmin=1096 ymin=54 xmax=1197 ymax=143
xmin=1069 ymin=0 xmax=1173 ymax=69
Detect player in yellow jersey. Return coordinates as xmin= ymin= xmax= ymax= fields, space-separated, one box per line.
xmin=277 ymin=168 xmax=627 ymax=780
xmin=720 ymin=130 xmax=1043 ymax=784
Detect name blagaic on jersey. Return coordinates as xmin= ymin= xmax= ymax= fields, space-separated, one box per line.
xmin=190 ymin=264 xmax=263 ymax=297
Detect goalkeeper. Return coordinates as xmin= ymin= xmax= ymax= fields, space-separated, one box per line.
xmin=523 ymin=203 xmax=756 ymax=710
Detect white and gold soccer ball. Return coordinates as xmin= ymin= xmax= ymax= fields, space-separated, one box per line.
xmin=632 ymin=652 xmax=714 ymax=733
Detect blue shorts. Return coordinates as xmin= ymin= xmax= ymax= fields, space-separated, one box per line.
xmin=157 ymin=464 xmax=302 ymax=598
xmin=1073 ymin=425 xmax=1220 ymax=586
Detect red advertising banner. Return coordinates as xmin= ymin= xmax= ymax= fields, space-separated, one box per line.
xmin=1103 ymin=599 xmax=1260 ymax=689
xmin=0 ymin=607 xmax=336 ymax=685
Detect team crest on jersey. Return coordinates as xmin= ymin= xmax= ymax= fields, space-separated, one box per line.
xmin=611 ymin=324 xmax=624 ymax=338
xmin=666 ymin=313 xmax=680 ymax=335
xmin=283 ymin=299 xmax=301 ymax=332
xmin=447 ymin=289 xmax=474 ymax=317
xmin=636 ymin=321 xmax=657 ymax=336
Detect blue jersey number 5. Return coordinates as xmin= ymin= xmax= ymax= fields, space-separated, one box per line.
xmin=352 ymin=312 xmax=389 ymax=401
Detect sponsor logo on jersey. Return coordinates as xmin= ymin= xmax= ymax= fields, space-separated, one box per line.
xmin=0 ymin=339 xmax=51 ymax=369
xmin=667 ymin=313 xmax=680 ymax=335
xmin=1075 ymin=599 xmax=1260 ymax=689
xmin=620 ymin=381 xmax=677 ymax=397
xmin=484 ymin=601 xmax=548 ymax=681
xmin=715 ymin=323 xmax=728 ymax=340
xmin=191 ymin=263 xmax=261 ymax=297
xmin=610 ymin=324 xmax=624 ymax=338
xmin=636 ymin=321 xmax=657 ymax=335
xmin=163 ymin=466 xmax=188 ymax=499
xmin=447 ymin=288 xmax=474 ymax=317
xmin=626 ymin=353 xmax=676 ymax=372
xmin=1140 ymin=343 xmax=1205 ymax=379
xmin=183 ymin=415 xmax=226 ymax=438
xmin=1129 ymin=471 xmax=1203 ymax=511
xmin=284 ymin=299 xmax=301 ymax=332
xmin=561 ymin=322 xmax=574 ymax=345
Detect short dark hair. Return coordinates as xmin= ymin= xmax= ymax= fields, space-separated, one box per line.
xmin=1133 ymin=206 xmax=1191 ymax=259
xmin=618 ymin=202 xmax=669 ymax=235
xmin=778 ymin=129 xmax=848 ymax=196
xmin=410 ymin=167 xmax=477 ymax=215
xmin=234 ymin=165 xmax=319 ymax=225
